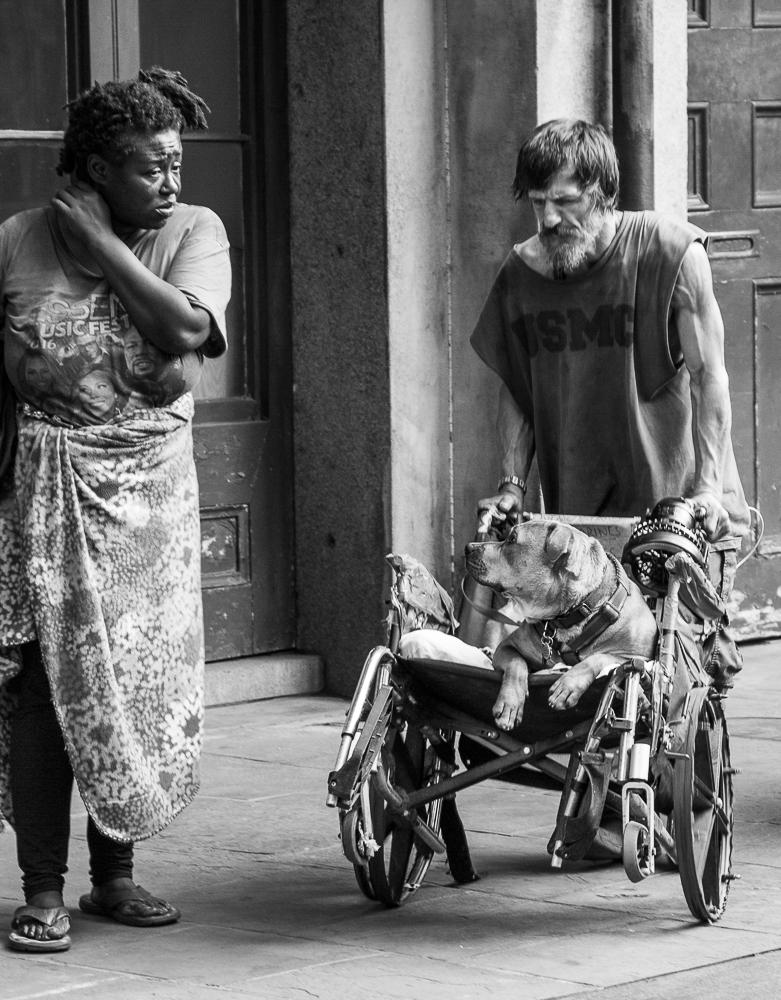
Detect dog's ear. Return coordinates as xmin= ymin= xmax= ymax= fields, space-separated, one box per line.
xmin=545 ymin=523 xmax=597 ymax=578
xmin=545 ymin=523 xmax=576 ymax=574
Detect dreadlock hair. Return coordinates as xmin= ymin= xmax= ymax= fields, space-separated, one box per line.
xmin=512 ymin=119 xmax=619 ymax=212
xmin=57 ymin=67 xmax=210 ymax=178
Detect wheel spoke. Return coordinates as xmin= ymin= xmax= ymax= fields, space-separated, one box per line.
xmin=691 ymin=773 xmax=730 ymax=836
xmin=693 ymin=774 xmax=717 ymax=807
xmin=703 ymin=715 xmax=723 ymax=798
xmin=691 ymin=807 xmax=717 ymax=882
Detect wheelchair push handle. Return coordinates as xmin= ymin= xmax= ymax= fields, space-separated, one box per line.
xmin=474 ymin=505 xmax=521 ymax=543
xmin=476 ymin=509 xmax=494 ymax=542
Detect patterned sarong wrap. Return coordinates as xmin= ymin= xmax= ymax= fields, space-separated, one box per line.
xmin=0 ymin=393 xmax=203 ymax=841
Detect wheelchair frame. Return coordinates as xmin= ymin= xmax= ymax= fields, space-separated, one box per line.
xmin=327 ymin=534 xmax=735 ymax=925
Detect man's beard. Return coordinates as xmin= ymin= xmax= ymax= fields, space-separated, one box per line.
xmin=539 ymin=218 xmax=602 ymax=275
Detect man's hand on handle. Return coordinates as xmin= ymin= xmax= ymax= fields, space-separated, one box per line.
xmin=477 ymin=484 xmax=525 ymax=534
xmin=688 ymin=491 xmax=730 ymax=541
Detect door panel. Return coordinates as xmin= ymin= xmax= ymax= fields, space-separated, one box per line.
xmin=139 ymin=0 xmax=241 ymax=134
xmin=0 ymin=2 xmax=68 ymax=129
xmin=0 ymin=0 xmax=294 ymax=658
xmin=136 ymin=0 xmax=294 ymax=657
xmin=196 ymin=420 xmax=269 ymax=658
xmin=689 ymin=0 xmax=781 ymax=635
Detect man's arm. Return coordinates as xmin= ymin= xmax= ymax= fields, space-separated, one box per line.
xmin=671 ymin=240 xmax=733 ymax=539
xmin=477 ymin=382 xmax=535 ymax=525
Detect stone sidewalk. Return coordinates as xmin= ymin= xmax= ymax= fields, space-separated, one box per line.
xmin=1 ymin=641 xmax=780 ymax=999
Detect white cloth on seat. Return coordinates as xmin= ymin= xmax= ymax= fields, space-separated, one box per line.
xmin=398 ymin=630 xmax=494 ymax=670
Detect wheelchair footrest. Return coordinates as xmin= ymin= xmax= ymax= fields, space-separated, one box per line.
xmin=549 ymin=752 xmax=613 ymax=863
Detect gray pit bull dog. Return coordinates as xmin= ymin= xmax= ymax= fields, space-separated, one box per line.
xmin=465 ymin=519 xmax=658 ymax=731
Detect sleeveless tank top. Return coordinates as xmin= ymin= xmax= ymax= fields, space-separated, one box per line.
xmin=470 ymin=210 xmax=750 ymax=541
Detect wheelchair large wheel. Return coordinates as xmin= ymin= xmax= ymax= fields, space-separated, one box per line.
xmin=672 ymin=686 xmax=734 ymax=923
xmin=366 ymin=724 xmax=446 ymax=907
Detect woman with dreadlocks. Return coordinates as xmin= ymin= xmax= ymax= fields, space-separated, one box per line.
xmin=0 ymin=68 xmax=231 ymax=951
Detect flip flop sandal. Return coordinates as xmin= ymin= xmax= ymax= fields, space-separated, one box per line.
xmin=9 ymin=905 xmax=71 ymax=952
xmin=78 ymin=883 xmax=180 ymax=927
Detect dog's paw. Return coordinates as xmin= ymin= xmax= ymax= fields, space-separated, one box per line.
xmin=492 ymin=699 xmax=515 ymax=730
xmin=547 ymin=670 xmax=592 ymax=709
xmin=492 ymin=685 xmax=526 ymax=730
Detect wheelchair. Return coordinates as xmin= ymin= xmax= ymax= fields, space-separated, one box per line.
xmin=326 ymin=499 xmax=736 ymax=924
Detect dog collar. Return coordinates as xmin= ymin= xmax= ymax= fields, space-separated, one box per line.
xmin=537 ymin=554 xmax=632 ymax=658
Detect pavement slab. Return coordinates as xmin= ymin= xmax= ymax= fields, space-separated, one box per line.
xmin=0 ymin=644 xmax=780 ymax=999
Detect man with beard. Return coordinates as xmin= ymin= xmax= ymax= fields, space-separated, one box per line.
xmin=470 ymin=118 xmax=749 ymax=603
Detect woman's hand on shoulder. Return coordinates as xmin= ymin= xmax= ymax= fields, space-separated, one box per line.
xmin=51 ymin=181 xmax=114 ymax=248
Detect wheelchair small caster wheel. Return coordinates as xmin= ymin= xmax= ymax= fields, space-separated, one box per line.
xmin=622 ymin=820 xmax=653 ymax=882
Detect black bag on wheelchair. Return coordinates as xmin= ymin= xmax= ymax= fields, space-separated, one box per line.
xmin=672 ymin=554 xmax=742 ymax=690
xmin=700 ymin=621 xmax=742 ymax=690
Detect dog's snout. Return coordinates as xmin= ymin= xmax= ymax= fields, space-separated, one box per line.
xmin=464 ymin=541 xmax=486 ymax=573
xmin=465 ymin=539 xmax=499 ymax=584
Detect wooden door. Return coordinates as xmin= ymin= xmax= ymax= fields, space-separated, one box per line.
xmin=688 ymin=0 xmax=781 ymax=636
xmin=0 ymin=0 xmax=294 ymax=658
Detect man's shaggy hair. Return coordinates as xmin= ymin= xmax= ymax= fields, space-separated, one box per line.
xmin=512 ymin=118 xmax=620 ymax=212
xmin=58 ymin=67 xmax=210 ymax=179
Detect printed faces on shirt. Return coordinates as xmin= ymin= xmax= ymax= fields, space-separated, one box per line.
xmin=11 ymin=290 xmax=197 ymax=424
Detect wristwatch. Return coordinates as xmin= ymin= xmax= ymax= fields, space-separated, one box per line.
xmin=497 ymin=475 xmax=526 ymax=493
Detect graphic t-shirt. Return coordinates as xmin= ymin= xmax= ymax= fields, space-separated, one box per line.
xmin=470 ymin=210 xmax=750 ymax=542
xmin=0 ymin=203 xmax=230 ymax=425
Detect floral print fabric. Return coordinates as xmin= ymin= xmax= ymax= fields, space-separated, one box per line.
xmin=0 ymin=394 xmax=203 ymax=841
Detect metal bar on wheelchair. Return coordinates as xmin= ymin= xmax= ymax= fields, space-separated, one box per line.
xmin=402 ymin=720 xmax=595 ymax=809
xmin=327 ymin=681 xmax=394 ymax=805
xmin=438 ymin=721 xmax=571 ymax=784
xmin=616 ymin=671 xmax=641 ymax=782
xmin=527 ymin=756 xmax=570 ymax=783
xmin=372 ymin=765 xmax=446 ymax=854
xmin=327 ymin=646 xmax=394 ymax=806
xmin=657 ymin=574 xmax=681 ymax=689
xmin=550 ymin=660 xmax=649 ymax=867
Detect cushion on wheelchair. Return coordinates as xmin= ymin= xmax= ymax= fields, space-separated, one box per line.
xmin=398 ymin=629 xmax=494 ymax=669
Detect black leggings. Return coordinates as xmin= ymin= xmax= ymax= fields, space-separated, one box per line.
xmin=9 ymin=641 xmax=134 ymax=901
